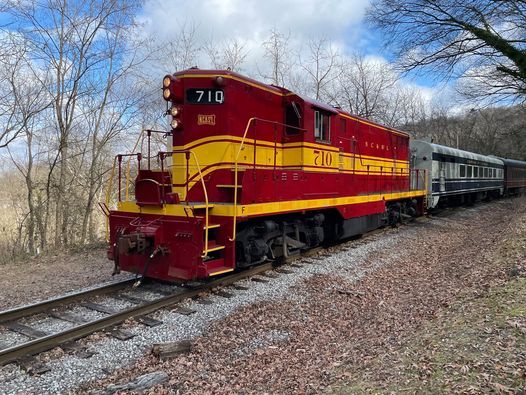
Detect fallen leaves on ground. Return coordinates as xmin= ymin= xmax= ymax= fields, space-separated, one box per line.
xmin=86 ymin=199 xmax=526 ymax=394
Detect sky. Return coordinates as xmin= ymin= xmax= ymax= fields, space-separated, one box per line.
xmin=141 ymin=0 xmax=369 ymax=44
xmin=137 ymin=0 xmax=451 ymax=106
xmin=0 ymin=0 xmax=450 ymax=108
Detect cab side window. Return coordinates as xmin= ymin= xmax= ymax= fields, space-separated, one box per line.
xmin=314 ymin=110 xmax=331 ymax=142
xmin=285 ymin=101 xmax=302 ymax=135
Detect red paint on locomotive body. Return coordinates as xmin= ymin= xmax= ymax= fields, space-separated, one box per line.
xmin=107 ymin=69 xmax=426 ymax=282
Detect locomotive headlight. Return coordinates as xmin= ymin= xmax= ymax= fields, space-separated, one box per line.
xmin=163 ymin=88 xmax=171 ymax=100
xmin=170 ymin=119 xmax=180 ymax=129
xmin=163 ymin=76 xmax=171 ymax=88
xmin=170 ymin=106 xmax=181 ymax=117
xmin=214 ymin=76 xmax=226 ymax=86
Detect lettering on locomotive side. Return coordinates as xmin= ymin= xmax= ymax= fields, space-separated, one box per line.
xmin=365 ymin=141 xmax=390 ymax=151
xmin=197 ymin=114 xmax=216 ymax=126
xmin=314 ymin=149 xmax=333 ymax=167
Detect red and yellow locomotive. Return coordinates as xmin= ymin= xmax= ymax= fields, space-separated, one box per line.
xmin=105 ymin=69 xmax=427 ymax=282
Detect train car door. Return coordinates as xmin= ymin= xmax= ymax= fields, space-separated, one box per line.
xmin=439 ymin=161 xmax=446 ymax=192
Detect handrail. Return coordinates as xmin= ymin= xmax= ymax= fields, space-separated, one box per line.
xmin=104 ymin=153 xmax=140 ymax=241
xmin=230 ymin=117 xmax=255 ymax=242
xmin=124 ymin=129 xmax=172 ymax=201
xmin=103 ymin=155 xmax=119 ymax=241
xmin=229 ymin=117 xmax=306 ymax=242
xmin=159 ymin=150 xmax=211 ymax=257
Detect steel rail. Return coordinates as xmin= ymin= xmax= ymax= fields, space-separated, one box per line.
xmin=0 ymin=263 xmax=274 ymax=366
xmin=0 ymin=278 xmax=136 ymax=324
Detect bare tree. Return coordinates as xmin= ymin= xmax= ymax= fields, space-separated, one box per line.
xmin=261 ymin=28 xmax=293 ymax=86
xmin=8 ymin=0 xmax=143 ymax=248
xmin=298 ymin=37 xmax=340 ymax=100
xmin=328 ymin=54 xmax=396 ymax=119
xmin=384 ymin=85 xmax=429 ymax=128
xmin=367 ymin=0 xmax=526 ymax=102
xmin=162 ymin=22 xmax=201 ymax=72
xmin=205 ymin=38 xmax=248 ymax=71
xmin=0 ymin=32 xmax=49 ymax=148
xmin=406 ymin=103 xmax=526 ymax=160
xmin=77 ymin=32 xmax=151 ymax=244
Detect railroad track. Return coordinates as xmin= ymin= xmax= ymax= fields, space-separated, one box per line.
xmin=0 ymin=262 xmax=284 ymax=367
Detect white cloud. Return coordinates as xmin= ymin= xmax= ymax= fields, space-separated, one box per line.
xmin=136 ymin=0 xmax=449 ymax=116
xmin=140 ymin=0 xmax=370 ymax=43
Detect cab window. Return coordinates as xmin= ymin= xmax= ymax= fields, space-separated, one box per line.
xmin=285 ymin=101 xmax=302 ymax=135
xmin=314 ymin=110 xmax=330 ymax=142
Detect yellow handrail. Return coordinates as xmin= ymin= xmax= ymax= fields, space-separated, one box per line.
xmin=229 ymin=117 xmax=306 ymax=241
xmin=165 ymin=150 xmax=211 ymax=257
xmin=230 ymin=117 xmax=257 ymax=241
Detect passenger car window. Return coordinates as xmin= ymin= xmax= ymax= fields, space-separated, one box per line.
xmin=474 ymin=167 xmax=478 ymax=178
xmin=467 ymin=166 xmax=472 ymax=177
xmin=460 ymin=165 xmax=466 ymax=178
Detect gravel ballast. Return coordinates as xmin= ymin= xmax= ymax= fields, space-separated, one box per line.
xmin=0 ymin=199 xmax=523 ymax=394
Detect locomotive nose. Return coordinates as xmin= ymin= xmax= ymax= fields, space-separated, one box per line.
xmin=109 ymin=221 xmax=169 ymax=260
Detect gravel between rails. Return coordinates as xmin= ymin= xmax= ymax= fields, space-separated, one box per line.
xmin=0 ymin=200 xmax=518 ymax=394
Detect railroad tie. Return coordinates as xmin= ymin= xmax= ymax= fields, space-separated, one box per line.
xmin=275 ymin=268 xmax=294 ymax=274
xmin=251 ymin=277 xmax=269 ymax=283
xmin=16 ymin=358 xmax=51 ymax=375
xmin=152 ymin=340 xmax=192 ymax=359
xmin=289 ymin=263 xmax=304 ymax=268
xmin=262 ymin=272 xmax=280 ymax=278
xmin=173 ymin=307 xmax=197 ymax=316
xmin=61 ymin=342 xmax=97 ymax=359
xmin=3 ymin=322 xmax=48 ymax=340
xmin=215 ymin=290 xmax=234 ymax=298
xmin=107 ymin=328 xmax=135 ymax=341
xmin=115 ymin=294 xmax=150 ymax=305
xmin=81 ymin=302 xmax=119 ymax=315
xmin=50 ymin=311 xmax=89 ymax=324
xmin=136 ymin=315 xmax=162 ymax=327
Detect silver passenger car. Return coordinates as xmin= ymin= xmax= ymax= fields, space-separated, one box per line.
xmin=410 ymin=140 xmax=504 ymax=208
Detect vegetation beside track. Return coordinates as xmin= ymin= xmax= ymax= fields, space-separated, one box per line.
xmin=335 ymin=277 xmax=526 ymax=393
xmin=335 ymin=200 xmax=526 ymax=394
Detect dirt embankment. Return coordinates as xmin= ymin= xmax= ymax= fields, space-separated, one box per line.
xmin=0 ymin=248 xmax=128 ymax=310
